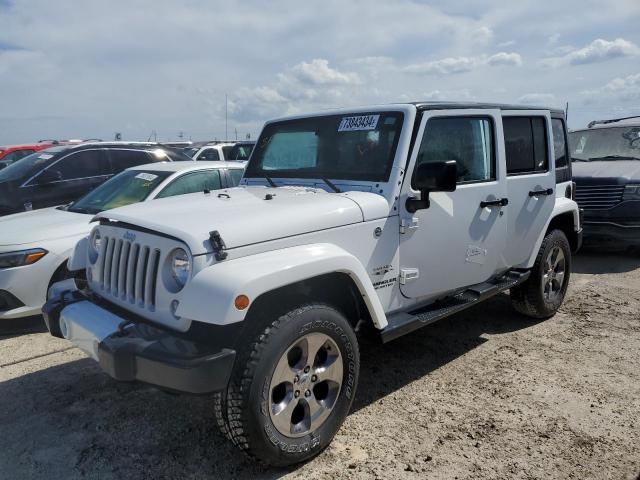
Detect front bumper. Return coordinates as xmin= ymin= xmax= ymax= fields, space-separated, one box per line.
xmin=43 ymin=289 xmax=236 ymax=394
xmin=582 ymin=221 xmax=640 ymax=247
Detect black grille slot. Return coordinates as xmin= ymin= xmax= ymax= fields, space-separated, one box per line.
xmin=574 ymin=184 xmax=625 ymax=210
xmin=95 ymin=237 xmax=160 ymax=311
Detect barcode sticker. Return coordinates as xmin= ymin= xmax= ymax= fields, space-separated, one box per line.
xmin=338 ymin=115 xmax=380 ymax=132
xmin=135 ymin=173 xmax=158 ymax=181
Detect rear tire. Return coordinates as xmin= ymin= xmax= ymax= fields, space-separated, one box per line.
xmin=511 ymin=229 xmax=571 ymax=319
xmin=214 ymin=303 xmax=359 ymax=467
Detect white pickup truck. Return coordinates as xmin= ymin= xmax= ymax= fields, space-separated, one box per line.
xmin=44 ymin=102 xmax=582 ymax=466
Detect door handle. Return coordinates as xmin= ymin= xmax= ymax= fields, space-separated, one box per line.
xmin=528 ymin=188 xmax=553 ymax=197
xmin=480 ymin=198 xmax=509 ymax=208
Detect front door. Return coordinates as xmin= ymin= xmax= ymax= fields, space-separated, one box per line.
xmin=399 ymin=109 xmax=508 ymax=300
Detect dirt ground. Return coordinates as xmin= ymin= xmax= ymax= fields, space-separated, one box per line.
xmin=1 ymin=251 xmax=639 ymax=480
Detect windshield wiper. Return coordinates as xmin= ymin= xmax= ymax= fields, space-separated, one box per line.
xmin=588 ymin=155 xmax=640 ymax=161
xmin=321 ymin=178 xmax=341 ymax=193
xmin=263 ymin=173 xmax=277 ymax=188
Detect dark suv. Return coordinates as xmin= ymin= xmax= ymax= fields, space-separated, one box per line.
xmin=569 ymin=116 xmax=640 ymax=248
xmin=0 ymin=143 xmax=190 ymax=216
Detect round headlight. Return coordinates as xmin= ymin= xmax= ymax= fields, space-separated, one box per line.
xmin=90 ymin=229 xmax=101 ymax=253
xmin=169 ymin=248 xmax=191 ymax=289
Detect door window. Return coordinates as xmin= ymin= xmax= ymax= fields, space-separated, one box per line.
xmin=198 ymin=148 xmax=220 ymax=161
xmin=110 ymin=149 xmax=154 ymax=171
xmin=503 ymin=117 xmax=549 ymax=175
xmin=413 ymin=116 xmax=495 ymax=184
xmin=551 ymin=119 xmax=568 ymax=169
xmin=37 ymin=149 xmax=109 ymax=182
xmin=156 ymin=170 xmax=222 ymax=198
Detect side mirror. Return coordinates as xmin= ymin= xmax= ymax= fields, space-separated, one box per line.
xmin=37 ymin=169 xmax=62 ymax=185
xmin=406 ymin=160 xmax=457 ymax=213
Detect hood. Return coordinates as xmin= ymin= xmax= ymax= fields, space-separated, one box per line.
xmin=572 ymin=160 xmax=640 ymax=183
xmin=95 ymin=186 xmax=391 ymax=255
xmin=0 ymin=206 xmax=91 ymax=247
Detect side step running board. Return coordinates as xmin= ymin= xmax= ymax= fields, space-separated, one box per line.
xmin=380 ymin=270 xmax=530 ymax=343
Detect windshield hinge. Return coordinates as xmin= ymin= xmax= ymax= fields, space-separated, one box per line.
xmin=399 ymin=268 xmax=419 ymax=284
xmin=400 ymin=217 xmax=419 ymax=234
xmin=209 ymin=230 xmax=228 ymax=261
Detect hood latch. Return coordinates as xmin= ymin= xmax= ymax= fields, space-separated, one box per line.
xmin=209 ymin=230 xmax=228 ymax=261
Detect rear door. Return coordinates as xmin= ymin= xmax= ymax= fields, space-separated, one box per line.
xmin=25 ymin=149 xmax=111 ymax=209
xmin=501 ymin=111 xmax=555 ymax=267
xmin=399 ymin=109 xmax=508 ymax=299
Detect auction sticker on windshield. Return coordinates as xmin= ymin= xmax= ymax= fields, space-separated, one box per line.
xmin=135 ymin=172 xmax=158 ymax=181
xmin=338 ymin=115 xmax=380 ymax=132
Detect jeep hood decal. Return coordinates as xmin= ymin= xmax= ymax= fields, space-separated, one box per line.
xmin=94 ymin=186 xmax=388 ymax=255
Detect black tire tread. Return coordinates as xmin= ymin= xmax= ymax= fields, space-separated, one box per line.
xmin=510 ymin=229 xmax=570 ymax=319
xmin=214 ymin=303 xmax=345 ymax=465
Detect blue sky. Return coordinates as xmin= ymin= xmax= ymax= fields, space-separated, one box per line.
xmin=1 ymin=0 xmax=639 ymax=143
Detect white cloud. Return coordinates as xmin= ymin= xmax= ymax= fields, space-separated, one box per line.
xmin=544 ymin=38 xmax=640 ymax=67
xmin=517 ymin=93 xmax=558 ymax=105
xmin=404 ymin=56 xmax=479 ymax=75
xmin=472 ymin=26 xmax=493 ymax=43
xmin=404 ymin=52 xmax=522 ymax=75
xmin=581 ymin=72 xmax=640 ymax=101
xmin=422 ymin=89 xmax=472 ymax=101
xmin=487 ymin=52 xmax=522 ymax=66
xmin=283 ymin=59 xmax=360 ymax=86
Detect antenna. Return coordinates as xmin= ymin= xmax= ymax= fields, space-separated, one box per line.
xmin=565 ymin=102 xmax=569 ymax=123
xmin=225 ymin=94 xmax=228 ymax=141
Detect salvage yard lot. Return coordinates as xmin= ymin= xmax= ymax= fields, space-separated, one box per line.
xmin=1 ymin=253 xmax=639 ymax=480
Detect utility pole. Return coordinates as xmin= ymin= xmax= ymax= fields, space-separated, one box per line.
xmin=225 ymin=94 xmax=228 ymax=141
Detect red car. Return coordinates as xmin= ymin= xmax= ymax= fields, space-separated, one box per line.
xmin=0 ymin=142 xmax=53 ymax=169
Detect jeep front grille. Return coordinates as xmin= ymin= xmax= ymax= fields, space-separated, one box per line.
xmin=98 ymin=236 xmax=160 ymax=310
xmin=574 ymin=184 xmax=625 ymax=210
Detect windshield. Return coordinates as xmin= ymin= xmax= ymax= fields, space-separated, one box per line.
xmin=183 ymin=147 xmax=200 ymax=158
xmin=569 ymin=126 xmax=640 ymax=161
xmin=245 ymin=111 xmax=404 ymax=182
xmin=227 ymin=143 xmax=254 ymax=161
xmin=0 ymin=148 xmax=63 ymax=182
xmin=67 ymin=169 xmax=172 ymax=215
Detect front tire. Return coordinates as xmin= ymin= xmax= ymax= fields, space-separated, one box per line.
xmin=214 ymin=303 xmax=360 ymax=467
xmin=511 ymin=229 xmax=571 ymax=319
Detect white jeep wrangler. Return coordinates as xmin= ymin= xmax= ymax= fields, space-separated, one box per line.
xmin=44 ymin=102 xmax=582 ymax=466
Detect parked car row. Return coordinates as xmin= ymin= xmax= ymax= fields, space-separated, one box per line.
xmin=183 ymin=140 xmax=255 ymax=162
xmin=0 ymin=159 xmax=245 ymax=319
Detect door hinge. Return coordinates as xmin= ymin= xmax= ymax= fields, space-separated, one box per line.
xmin=400 ymin=217 xmax=419 ymax=234
xmin=399 ymin=268 xmax=419 ymax=284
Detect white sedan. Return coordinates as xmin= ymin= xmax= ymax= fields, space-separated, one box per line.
xmin=0 ymin=161 xmax=245 ymax=320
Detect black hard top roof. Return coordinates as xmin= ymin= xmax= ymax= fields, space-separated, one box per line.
xmin=411 ymin=101 xmax=565 ymax=116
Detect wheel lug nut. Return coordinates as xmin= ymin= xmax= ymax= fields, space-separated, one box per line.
xmin=304 ymin=366 xmax=310 ymax=373
xmin=294 ymin=375 xmax=299 ymax=383
xmin=311 ymin=375 xmax=317 ymax=382
xmin=294 ymin=390 xmax=300 ymax=398
xmin=304 ymin=390 xmax=311 ymax=397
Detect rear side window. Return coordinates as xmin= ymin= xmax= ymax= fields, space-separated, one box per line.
xmin=156 ymin=170 xmax=222 ymax=198
xmin=503 ymin=117 xmax=548 ymax=175
xmin=414 ymin=116 xmax=495 ymax=184
xmin=56 ymin=150 xmax=110 ymax=180
xmin=222 ymin=146 xmax=233 ymax=159
xmin=110 ymin=149 xmax=153 ymax=171
xmin=228 ymin=168 xmax=244 ymax=186
xmin=198 ymin=148 xmax=220 ymax=161
xmin=551 ymin=119 xmax=568 ymax=169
